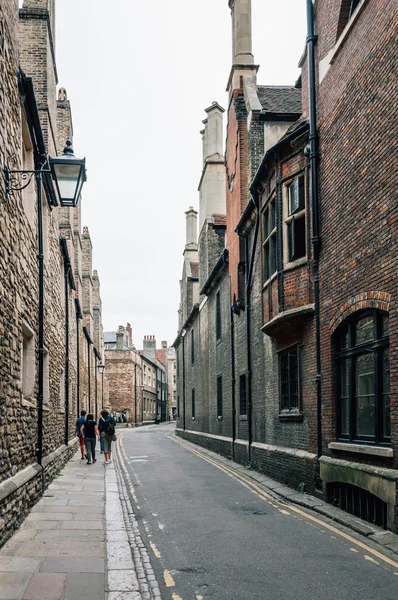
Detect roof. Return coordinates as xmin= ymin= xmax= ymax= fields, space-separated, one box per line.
xmin=104 ymin=332 xmax=116 ymax=343
xmin=257 ymin=86 xmax=302 ymax=116
xmin=213 ymin=214 xmax=226 ymax=226
xmin=156 ymin=349 xmax=167 ymax=366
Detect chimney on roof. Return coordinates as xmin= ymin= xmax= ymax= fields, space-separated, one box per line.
xmin=227 ymin=0 xmax=257 ymax=94
xmin=126 ymin=322 xmax=133 ymax=347
xmin=205 ymin=102 xmax=225 ymax=159
xmin=116 ymin=329 xmax=124 ymax=351
xmin=185 ymin=206 xmax=198 ymax=251
xmin=162 ymin=341 xmax=167 ymax=349
xmin=143 ymin=335 xmax=156 ymax=360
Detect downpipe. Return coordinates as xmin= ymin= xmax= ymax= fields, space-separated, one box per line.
xmin=306 ymin=0 xmax=323 ymax=488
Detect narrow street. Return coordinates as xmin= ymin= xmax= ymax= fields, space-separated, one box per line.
xmin=115 ymin=423 xmax=398 ymax=600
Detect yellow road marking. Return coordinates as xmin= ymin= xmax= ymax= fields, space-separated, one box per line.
xmin=150 ymin=541 xmax=161 ymax=559
xmin=164 ymin=569 xmax=175 ymax=587
xmin=279 ymin=509 xmax=290 ymax=515
xmin=350 ymin=548 xmax=359 ymax=553
xmin=158 ymin=522 xmax=165 ymax=530
xmin=169 ymin=432 xmax=398 ymax=570
xmin=172 ymin=594 xmax=183 ymax=600
xmin=364 ymin=555 xmax=379 ymax=565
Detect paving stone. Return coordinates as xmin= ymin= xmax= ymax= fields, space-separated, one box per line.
xmin=35 ymin=530 xmax=104 ymax=541
xmin=64 ymin=573 xmax=105 ymax=600
xmin=15 ymin=540 xmax=104 ymax=558
xmin=40 ymin=557 xmax=104 ymax=573
xmin=0 ymin=583 xmax=24 ymax=599
xmin=108 ymin=593 xmax=142 ymax=600
xmin=31 ymin=505 xmax=103 ymax=514
xmin=60 ymin=521 xmax=103 ymax=530
xmin=0 ymin=556 xmax=41 ymax=572
xmin=108 ymin=570 xmax=139 ymax=592
xmin=21 ymin=521 xmax=59 ymax=530
xmin=73 ymin=513 xmax=104 ymax=521
xmin=7 ymin=530 xmax=37 ymax=543
xmin=22 ymin=573 xmax=67 ymax=600
xmin=27 ymin=513 xmax=73 ymax=521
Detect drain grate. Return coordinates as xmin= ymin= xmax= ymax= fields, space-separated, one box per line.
xmin=327 ymin=481 xmax=387 ymax=529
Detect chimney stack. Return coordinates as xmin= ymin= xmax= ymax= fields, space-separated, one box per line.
xmin=227 ymin=0 xmax=257 ymax=94
xmin=116 ymin=327 xmax=124 ymax=351
xmin=126 ymin=322 xmax=133 ymax=347
xmin=185 ymin=206 xmax=198 ymax=250
xmin=162 ymin=341 xmax=167 ymax=349
xmin=143 ymin=335 xmax=156 ymax=361
xmin=204 ymin=102 xmax=224 ymax=159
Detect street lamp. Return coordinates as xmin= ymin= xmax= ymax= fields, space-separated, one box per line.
xmin=4 ymin=138 xmax=87 ymax=488
xmin=97 ymin=364 xmax=105 ymax=409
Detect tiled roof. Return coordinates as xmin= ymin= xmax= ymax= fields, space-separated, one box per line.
xmin=190 ymin=262 xmax=199 ymax=279
xmin=156 ymin=349 xmax=167 ymax=366
xmin=257 ymin=86 xmax=302 ymax=115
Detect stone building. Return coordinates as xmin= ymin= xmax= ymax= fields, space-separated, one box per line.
xmin=175 ymin=0 xmax=398 ymax=532
xmin=167 ymin=345 xmax=177 ymax=419
xmin=0 ymin=0 xmax=106 ymax=545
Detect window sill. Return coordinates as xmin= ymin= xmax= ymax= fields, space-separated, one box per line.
xmin=21 ymin=398 xmax=36 ymax=409
xmin=279 ymin=410 xmax=304 ymax=422
xmin=283 ymin=256 xmax=307 ymax=273
xmin=328 ymin=442 xmax=393 ymax=458
xmin=239 ymin=415 xmax=248 ymax=421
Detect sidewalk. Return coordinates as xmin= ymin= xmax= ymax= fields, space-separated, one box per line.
xmin=0 ymin=451 xmax=106 ymax=600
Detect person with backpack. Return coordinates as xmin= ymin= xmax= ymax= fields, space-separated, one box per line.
xmin=75 ymin=410 xmax=87 ymax=460
xmin=80 ymin=413 xmax=100 ymax=465
xmin=98 ymin=408 xmax=116 ymax=464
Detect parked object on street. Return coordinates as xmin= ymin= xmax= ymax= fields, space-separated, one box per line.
xmin=76 ymin=410 xmax=87 ymax=459
xmin=81 ymin=413 xmax=100 ymax=464
xmin=99 ymin=408 xmax=117 ymax=464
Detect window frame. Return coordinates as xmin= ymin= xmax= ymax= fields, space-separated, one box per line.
xmin=334 ymin=309 xmax=390 ymax=445
xmin=239 ymin=374 xmax=247 ymax=417
xmin=279 ymin=344 xmax=302 ymax=416
xmin=262 ymin=193 xmax=277 ymax=284
xmin=283 ymin=173 xmax=306 ymax=266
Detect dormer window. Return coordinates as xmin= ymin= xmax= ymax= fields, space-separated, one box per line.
xmin=284 ymin=174 xmax=306 ymax=264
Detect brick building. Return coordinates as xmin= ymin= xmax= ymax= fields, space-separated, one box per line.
xmin=175 ymin=0 xmax=398 ymax=532
xmin=0 ymin=0 xmax=106 ymax=545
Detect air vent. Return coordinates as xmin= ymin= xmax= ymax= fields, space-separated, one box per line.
xmin=327 ymin=482 xmax=387 ymax=529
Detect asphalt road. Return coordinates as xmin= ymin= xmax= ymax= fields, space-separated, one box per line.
xmin=116 ymin=423 xmax=398 ymax=600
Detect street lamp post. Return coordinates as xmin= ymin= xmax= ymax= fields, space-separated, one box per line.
xmin=97 ymin=364 xmax=105 ymax=410
xmin=4 ymin=139 xmax=86 ymax=489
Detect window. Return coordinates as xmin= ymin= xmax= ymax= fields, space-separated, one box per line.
xmin=284 ymin=175 xmax=306 ymax=263
xmin=335 ymin=310 xmax=390 ymax=444
xmin=239 ymin=374 xmax=247 ymax=416
xmin=336 ymin=0 xmax=362 ymax=39
xmin=191 ymin=388 xmax=195 ymax=419
xmin=191 ymin=329 xmax=194 ymax=364
xmin=173 ymin=375 xmax=176 ymax=384
xmin=144 ymin=365 xmax=147 ymax=384
xmin=237 ymin=236 xmax=246 ymax=304
xmin=217 ymin=376 xmax=223 ymax=418
xmin=280 ymin=346 xmax=300 ymax=412
xmin=21 ymin=323 xmax=35 ymax=402
xmin=216 ymin=291 xmax=221 ymax=343
xmin=262 ymin=195 xmax=277 ymax=281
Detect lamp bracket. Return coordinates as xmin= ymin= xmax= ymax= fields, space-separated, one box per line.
xmin=3 ymin=165 xmax=51 ymax=200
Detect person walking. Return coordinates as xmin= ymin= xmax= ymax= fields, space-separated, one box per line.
xmin=81 ymin=413 xmax=99 ymax=465
xmin=75 ymin=410 xmax=87 ymax=460
xmin=98 ymin=408 xmax=116 ymax=464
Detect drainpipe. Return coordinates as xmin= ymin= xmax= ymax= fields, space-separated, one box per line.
xmin=94 ymin=353 xmax=98 ymax=421
xmin=36 ymin=170 xmax=45 ymax=492
xmin=88 ymin=339 xmax=91 ymax=413
xmin=244 ymin=196 xmax=260 ymax=463
xmin=306 ymin=0 xmax=322 ymax=482
xmin=230 ymin=305 xmax=236 ymax=460
xmin=64 ymin=258 xmax=69 ymax=446
xmin=75 ymin=300 xmax=81 ymax=418
xmin=182 ymin=331 xmax=186 ymax=431
xmin=134 ymin=363 xmax=137 ymax=426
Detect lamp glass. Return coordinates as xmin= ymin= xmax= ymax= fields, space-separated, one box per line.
xmin=97 ymin=364 xmax=105 ymax=375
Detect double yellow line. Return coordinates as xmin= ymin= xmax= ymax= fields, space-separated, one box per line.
xmin=168 ymin=431 xmax=398 ymax=572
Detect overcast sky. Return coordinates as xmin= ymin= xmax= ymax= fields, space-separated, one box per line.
xmin=53 ymin=0 xmax=307 ymax=350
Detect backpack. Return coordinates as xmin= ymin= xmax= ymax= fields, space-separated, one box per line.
xmin=102 ymin=417 xmax=115 ymax=437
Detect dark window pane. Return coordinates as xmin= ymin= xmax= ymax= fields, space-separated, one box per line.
xmin=355 ymin=353 xmax=375 ymax=437
xmin=280 ymin=354 xmax=289 ymax=410
xmin=264 ymin=210 xmax=269 ymax=237
xmin=339 ymin=326 xmax=349 ymax=350
xmin=356 ymin=316 xmax=374 ymax=345
xmin=289 ymin=352 xmax=298 ymax=409
xmin=382 ymin=315 xmax=389 ymax=337
xmin=270 ymin=236 xmax=276 ymax=276
xmin=340 ymin=360 xmax=349 ymax=435
xmin=240 ymin=374 xmax=247 ymax=415
xmin=263 ymin=244 xmax=270 ymax=281
xmin=349 ymin=0 xmax=360 ymax=18
xmin=382 ymin=348 xmax=390 ymax=438
xmin=271 ymin=201 xmax=276 ymax=230
xmin=294 ymin=217 xmax=306 ymax=259
xmin=217 ymin=376 xmax=223 ymax=418
xmin=216 ymin=292 xmax=221 ymax=342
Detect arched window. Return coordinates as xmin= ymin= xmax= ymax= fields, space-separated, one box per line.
xmin=334 ymin=310 xmax=390 ymax=444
